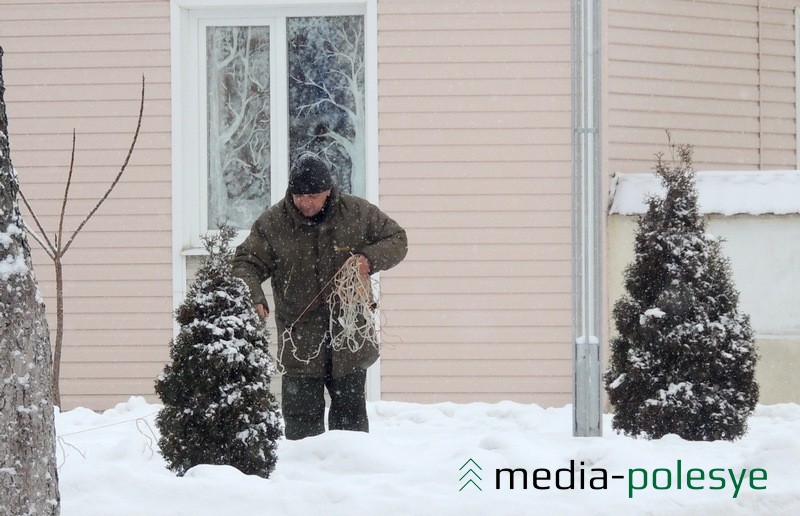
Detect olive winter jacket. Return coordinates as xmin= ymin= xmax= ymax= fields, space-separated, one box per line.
xmin=232 ymin=188 xmax=407 ymax=378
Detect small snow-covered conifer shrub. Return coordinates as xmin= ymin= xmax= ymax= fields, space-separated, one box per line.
xmin=155 ymin=223 xmax=283 ymax=477
xmin=605 ymin=141 xmax=759 ymax=441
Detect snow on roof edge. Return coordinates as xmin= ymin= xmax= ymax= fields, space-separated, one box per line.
xmin=608 ymin=170 xmax=800 ymax=216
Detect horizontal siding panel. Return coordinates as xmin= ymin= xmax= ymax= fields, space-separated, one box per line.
xmin=380 ymin=112 xmax=569 ymax=130
xmin=609 ymin=43 xmax=757 ymax=70
xmin=63 ymin=345 xmax=168 ymax=364
xmin=392 ymin=263 xmax=568 ymax=281
xmin=379 ymin=162 xmax=570 ymax=179
xmin=385 ymin=359 xmax=572 ymax=377
xmin=759 ymin=86 xmax=795 ymax=104
xmin=378 ymin=0 xmax=568 ymax=15
xmin=61 ymin=361 xmax=165 ymax=379
xmin=761 ymin=116 xmax=796 ymax=134
xmin=379 ymin=78 xmax=568 ymax=97
xmin=614 ymin=0 xmax=754 ymax=20
xmin=609 ymin=11 xmax=757 ymax=38
xmin=381 ymin=392 xmax=570 ymax=406
xmin=610 ymin=61 xmax=758 ymax=85
xmin=406 ymin=227 xmax=570 ymax=245
xmin=608 ymin=76 xmax=759 ymax=101
xmin=4 ymin=98 xmax=170 ymax=120
xmin=12 ymin=131 xmax=170 ymax=152
xmin=27 ymin=231 xmax=171 ymax=251
xmin=379 ymin=145 xmax=570 ymax=163
xmin=379 ymin=96 xmax=570 ymax=115
xmin=761 ymin=70 xmax=795 ymax=88
xmin=380 ymin=62 xmax=569 ymax=81
xmin=43 ymin=296 xmax=172 ymax=315
xmin=380 ymin=177 xmax=569 ymax=195
xmin=617 ymin=111 xmax=760 ymax=133
xmin=381 ymin=128 xmax=570 ymax=146
xmin=30 ymin=246 xmax=169 ymax=265
xmin=386 ymin=326 xmax=571 ymax=345
xmin=12 ymin=147 xmax=170 ymax=167
xmin=379 ymin=45 xmax=570 ymax=64
xmin=609 ymin=27 xmax=757 ymax=54
xmin=760 ymin=54 xmax=795 ymax=72
xmin=16 ymin=196 xmax=169 ymax=215
xmin=24 ymin=213 xmax=170 ymax=231
xmin=4 ymin=0 xmax=156 ymax=4
xmin=400 ymin=243 xmax=571 ymax=262
xmin=61 ymin=313 xmax=171 ymax=331
xmin=9 ymin=115 xmax=172 ymax=136
xmin=378 ymin=12 xmax=569 ymax=31
xmin=37 ymin=280 xmax=171 ymax=299
xmin=1 ymin=18 xmax=168 ymax=37
xmin=60 ymin=378 xmax=160 ymax=396
xmin=3 ymin=1 xmax=167 ymax=21
xmin=610 ymin=127 xmax=758 ymax=151
xmin=761 ymin=102 xmax=794 ymax=119
xmin=378 ymin=28 xmax=570 ymax=47
xmin=4 ymin=50 xmax=171 ymax=71
xmin=387 ymin=310 xmax=572 ymax=328
xmin=2 ymin=67 xmax=170 ymax=87
xmin=382 ymin=276 xmax=570 ymax=295
xmin=383 ymin=196 xmax=570 ymax=214
xmin=760 ymin=23 xmax=795 ymax=42
xmin=762 ymin=133 xmax=797 ymax=150
xmin=382 ymin=342 xmax=570 ymax=360
xmin=381 ymin=375 xmax=570 ymax=394
xmin=32 ymin=263 xmax=171 ymax=281
xmin=384 ymin=292 xmax=571 ymax=311
xmin=3 ymin=33 xmax=170 ymax=53
xmin=396 ymin=211 xmax=570 ymax=230
xmin=56 ymin=330 xmax=170 ymax=348
xmin=607 ymin=145 xmax=760 ymax=172
xmin=18 ymin=166 xmax=170 ymax=184
xmin=7 ymin=81 xmax=170 ymax=103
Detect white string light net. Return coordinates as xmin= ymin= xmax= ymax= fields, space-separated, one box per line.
xmin=278 ymin=255 xmax=380 ymax=372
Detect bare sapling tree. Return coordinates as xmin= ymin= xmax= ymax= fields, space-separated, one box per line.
xmin=0 ymin=45 xmax=61 ymax=515
xmin=18 ymin=76 xmax=145 ymax=407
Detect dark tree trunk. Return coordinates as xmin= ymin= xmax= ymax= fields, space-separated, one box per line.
xmin=0 ymin=45 xmax=61 ymax=515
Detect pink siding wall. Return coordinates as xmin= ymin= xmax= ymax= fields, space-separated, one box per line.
xmin=607 ymin=0 xmax=798 ymax=173
xmin=0 ymin=0 xmax=172 ymax=409
xmin=5 ymin=0 xmax=793 ymax=410
xmin=376 ymin=0 xmax=574 ymax=405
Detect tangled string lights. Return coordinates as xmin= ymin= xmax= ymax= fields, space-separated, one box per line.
xmin=278 ymin=255 xmax=380 ymax=372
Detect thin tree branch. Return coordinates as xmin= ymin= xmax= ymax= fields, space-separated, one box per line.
xmin=62 ymin=76 xmax=145 ymax=255
xmin=56 ymin=130 xmax=76 ymax=254
xmin=21 ymin=221 xmax=56 ymax=260
xmin=17 ymin=188 xmax=56 ymax=256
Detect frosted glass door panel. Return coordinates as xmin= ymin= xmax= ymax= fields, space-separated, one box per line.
xmin=207 ymin=26 xmax=271 ymax=229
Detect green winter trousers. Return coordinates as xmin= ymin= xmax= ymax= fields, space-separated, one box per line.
xmin=281 ymin=360 xmax=369 ymax=440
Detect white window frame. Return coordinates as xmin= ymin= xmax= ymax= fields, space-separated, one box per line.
xmin=171 ymin=0 xmax=381 ymax=399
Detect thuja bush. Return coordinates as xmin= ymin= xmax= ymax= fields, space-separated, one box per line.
xmin=155 ymin=224 xmax=283 ymax=477
xmin=605 ymin=142 xmax=759 ymax=441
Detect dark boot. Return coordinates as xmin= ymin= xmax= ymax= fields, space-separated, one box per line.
xmin=326 ymin=370 xmax=369 ymax=433
xmin=281 ymin=375 xmax=325 ymax=440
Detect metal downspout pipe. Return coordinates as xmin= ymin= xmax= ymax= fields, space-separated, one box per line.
xmin=571 ymin=0 xmax=603 ymax=437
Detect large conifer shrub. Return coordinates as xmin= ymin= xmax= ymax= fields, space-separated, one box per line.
xmin=605 ymin=142 xmax=759 ymax=441
xmin=155 ymin=224 xmax=283 ymax=477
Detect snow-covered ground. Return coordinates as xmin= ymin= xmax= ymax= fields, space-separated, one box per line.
xmin=56 ymin=397 xmax=800 ymax=515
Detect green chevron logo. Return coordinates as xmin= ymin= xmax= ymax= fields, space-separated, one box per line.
xmin=459 ymin=458 xmax=483 ymax=491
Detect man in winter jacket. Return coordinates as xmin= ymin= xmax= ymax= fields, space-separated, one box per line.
xmin=232 ymin=153 xmax=408 ymax=440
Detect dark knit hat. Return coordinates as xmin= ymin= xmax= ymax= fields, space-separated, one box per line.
xmin=288 ymin=153 xmax=334 ymax=194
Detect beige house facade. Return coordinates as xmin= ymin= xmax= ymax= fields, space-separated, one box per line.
xmin=0 ymin=0 xmax=797 ymax=410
